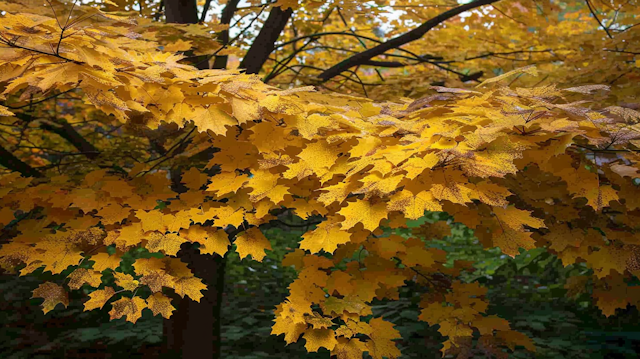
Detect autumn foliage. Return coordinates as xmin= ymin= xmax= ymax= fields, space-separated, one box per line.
xmin=1 ymin=0 xmax=640 ymax=358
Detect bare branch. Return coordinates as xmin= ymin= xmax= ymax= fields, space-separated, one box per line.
xmin=211 ymin=0 xmax=240 ymax=69
xmin=585 ymin=0 xmax=613 ymax=39
xmin=317 ymin=0 xmax=500 ymax=82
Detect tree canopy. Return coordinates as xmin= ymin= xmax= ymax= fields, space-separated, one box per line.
xmin=1 ymin=0 xmax=640 ymax=358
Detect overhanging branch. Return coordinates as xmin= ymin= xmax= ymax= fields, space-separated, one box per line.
xmin=317 ymin=0 xmax=500 ymax=82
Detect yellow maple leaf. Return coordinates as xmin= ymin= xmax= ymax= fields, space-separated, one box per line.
xmin=300 ymin=217 xmax=351 ymax=254
xmin=333 ymin=337 xmax=367 ymax=359
xmin=365 ymin=317 xmax=402 ymax=359
xmin=492 ymin=206 xmax=546 ymax=231
xmin=96 ymin=204 xmax=131 ymax=225
xmin=84 ymin=287 xmax=116 ymax=311
xmin=338 ymin=199 xmax=388 ymax=231
xmin=109 ymin=296 xmax=147 ymax=324
xmin=387 ymin=190 xmax=442 ymax=220
xmin=172 ymin=276 xmax=207 ymax=302
xmin=89 ymin=252 xmax=122 ymax=272
xmin=180 ymin=226 xmax=230 ymax=256
xmin=145 ymin=232 xmax=188 ymax=256
xmin=235 ymin=227 xmax=272 ymax=262
xmin=493 ymin=228 xmax=536 ymax=257
xmin=247 ymin=169 xmax=289 ymax=204
xmin=113 ymin=272 xmax=140 ymax=291
xmin=303 ymin=328 xmax=338 ymax=352
xmin=271 ymin=312 xmax=307 ymax=344
xmin=67 ymin=268 xmax=103 ymax=290
xmin=180 ymin=167 xmax=209 ymax=190
xmin=146 ymin=293 xmax=176 ymax=319
xmin=206 ymin=172 xmax=249 ymax=197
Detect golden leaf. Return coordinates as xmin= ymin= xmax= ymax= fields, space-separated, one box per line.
xmin=32 ymin=282 xmax=69 ymax=314
xmin=235 ymin=227 xmax=272 ymax=262
xmin=109 ymin=296 xmax=147 ymax=324
xmin=300 ymin=217 xmax=351 ymax=254
xmin=146 ymin=293 xmax=176 ymax=319
xmin=303 ymin=328 xmax=338 ymax=352
xmin=84 ymin=287 xmax=116 ymax=311
xmin=338 ymin=199 xmax=388 ymax=231
xmin=67 ymin=268 xmax=103 ymax=290
xmin=113 ymin=272 xmax=140 ymax=291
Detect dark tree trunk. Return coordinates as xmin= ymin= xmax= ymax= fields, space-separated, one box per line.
xmin=160 ymin=2 xmax=227 ymax=358
xmin=240 ymin=6 xmax=293 ymax=74
xmin=162 ymin=245 xmax=226 ymax=359
xmin=165 ymin=0 xmax=199 ymax=24
xmin=212 ymin=0 xmax=240 ymax=70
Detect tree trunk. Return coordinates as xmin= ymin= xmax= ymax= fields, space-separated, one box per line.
xmin=240 ymin=6 xmax=293 ymax=74
xmin=212 ymin=0 xmax=240 ymax=70
xmin=161 ymin=2 xmax=227 ymax=358
xmin=164 ymin=0 xmax=199 ymax=24
xmin=162 ymin=244 xmax=226 ymax=359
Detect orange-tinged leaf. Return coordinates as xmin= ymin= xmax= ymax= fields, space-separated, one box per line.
xmin=84 ymin=287 xmax=116 ymax=311
xmin=32 ymin=282 xmax=69 ymax=314
xmin=496 ymin=330 xmax=536 ymax=352
xmin=493 ymin=228 xmax=536 ymax=257
xmin=473 ymin=315 xmax=511 ymax=335
xmin=492 ymin=206 xmax=545 ymax=230
xmin=109 ymin=296 xmax=147 ymax=323
xmin=585 ymin=185 xmax=618 ymax=211
xmin=67 ymin=268 xmax=103 ymax=290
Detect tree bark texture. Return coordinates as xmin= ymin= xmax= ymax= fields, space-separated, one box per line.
xmin=162 ymin=244 xmax=226 ymax=359
xmin=240 ymin=6 xmax=293 ymax=74
xmin=165 ymin=0 xmax=199 ymax=24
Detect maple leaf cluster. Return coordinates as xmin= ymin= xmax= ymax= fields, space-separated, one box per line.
xmin=1 ymin=1 xmax=640 ymax=358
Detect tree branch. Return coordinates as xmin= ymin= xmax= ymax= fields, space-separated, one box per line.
xmin=199 ymin=0 xmax=214 ymax=23
xmin=317 ymin=0 xmax=499 ymax=82
xmin=585 ymin=0 xmax=613 ymax=39
xmin=0 ymin=143 xmax=42 ymax=177
xmin=240 ymin=5 xmax=293 ymax=74
xmin=39 ymin=121 xmax=100 ymax=160
xmin=211 ymin=0 xmax=240 ymax=69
